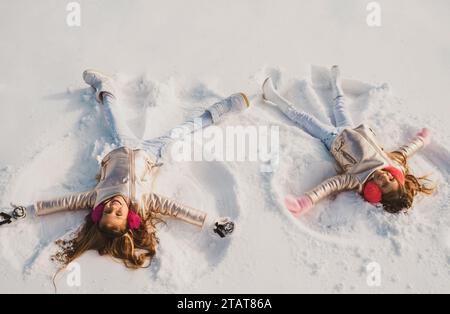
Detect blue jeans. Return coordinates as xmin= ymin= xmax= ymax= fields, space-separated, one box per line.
xmin=282 ymin=95 xmax=354 ymax=150
xmin=101 ymin=94 xmax=214 ymax=159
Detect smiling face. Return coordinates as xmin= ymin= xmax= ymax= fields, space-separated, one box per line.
xmin=372 ymin=169 xmax=400 ymax=194
xmin=99 ymin=196 xmax=129 ymax=233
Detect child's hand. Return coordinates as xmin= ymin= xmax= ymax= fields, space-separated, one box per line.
xmin=285 ymin=195 xmax=313 ymax=217
xmin=416 ymin=128 xmax=431 ymax=146
xmin=213 ymin=217 xmax=235 ymax=238
xmin=0 ymin=204 xmax=28 ymax=227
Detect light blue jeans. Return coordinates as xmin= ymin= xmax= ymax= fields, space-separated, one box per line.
xmin=101 ymin=94 xmax=214 ymax=159
xmin=283 ymin=96 xmax=354 ymax=150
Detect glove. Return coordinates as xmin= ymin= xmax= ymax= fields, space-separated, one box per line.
xmin=416 ymin=128 xmax=431 ymax=146
xmin=285 ymin=194 xmax=313 ymax=217
xmin=0 ymin=204 xmax=27 ymax=227
xmin=213 ymin=217 xmax=235 ymax=238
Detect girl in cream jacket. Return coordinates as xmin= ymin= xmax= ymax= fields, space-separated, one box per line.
xmin=35 ymin=69 xmax=250 ymax=269
xmin=262 ymin=66 xmax=434 ymax=216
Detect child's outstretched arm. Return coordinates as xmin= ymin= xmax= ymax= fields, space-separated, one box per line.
xmin=144 ymin=193 xmax=207 ymax=228
xmin=35 ymin=190 xmax=97 ymax=216
xmin=285 ymin=174 xmax=360 ymax=217
xmin=394 ymin=128 xmax=431 ymax=159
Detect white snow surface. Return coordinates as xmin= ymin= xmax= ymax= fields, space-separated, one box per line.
xmin=0 ymin=0 xmax=449 ymax=293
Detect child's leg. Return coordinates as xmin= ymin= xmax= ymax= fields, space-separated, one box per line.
xmin=141 ymin=111 xmax=213 ymax=159
xmin=330 ymin=65 xmax=354 ymax=128
xmin=263 ymin=78 xmax=337 ymax=150
xmin=141 ymin=93 xmax=249 ymax=159
xmin=102 ymin=94 xmax=141 ymax=147
xmin=83 ymin=69 xmax=141 ymax=147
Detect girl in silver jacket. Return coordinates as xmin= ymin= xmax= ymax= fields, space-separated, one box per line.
xmin=35 ymin=69 xmax=250 ymax=269
xmin=262 ymin=65 xmax=434 ymax=216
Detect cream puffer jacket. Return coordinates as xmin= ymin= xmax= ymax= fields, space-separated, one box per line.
xmin=35 ymin=147 xmax=207 ymax=227
xmin=305 ymin=124 xmax=426 ymax=204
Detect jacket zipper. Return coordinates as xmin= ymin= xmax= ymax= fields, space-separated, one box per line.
xmin=342 ymin=151 xmax=357 ymax=165
xmin=130 ymin=149 xmax=136 ymax=204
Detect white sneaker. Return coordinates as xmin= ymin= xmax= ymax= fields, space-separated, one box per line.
xmin=330 ymin=65 xmax=344 ymax=99
xmin=82 ymin=69 xmax=115 ymax=103
xmin=207 ymin=93 xmax=250 ymax=124
xmin=262 ymin=77 xmax=292 ymax=112
xmin=262 ymin=77 xmax=278 ymax=102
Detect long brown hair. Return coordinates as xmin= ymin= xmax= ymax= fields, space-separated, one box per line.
xmin=382 ymin=151 xmax=436 ymax=214
xmin=52 ymin=208 xmax=164 ymax=270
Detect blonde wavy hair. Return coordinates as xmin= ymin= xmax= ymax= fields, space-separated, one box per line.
xmin=52 ymin=205 xmax=164 ymax=270
xmin=382 ymin=151 xmax=436 ymax=214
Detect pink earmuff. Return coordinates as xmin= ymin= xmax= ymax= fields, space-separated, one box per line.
xmin=127 ymin=211 xmax=141 ymax=229
xmin=91 ymin=204 xmax=105 ymax=222
xmin=363 ymin=181 xmax=383 ymax=204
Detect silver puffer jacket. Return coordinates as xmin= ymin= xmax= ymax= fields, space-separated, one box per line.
xmin=306 ymin=124 xmax=426 ymax=204
xmin=35 ymin=147 xmax=207 ymax=227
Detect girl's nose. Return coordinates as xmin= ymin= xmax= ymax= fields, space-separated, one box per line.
xmin=111 ymin=202 xmax=121 ymax=210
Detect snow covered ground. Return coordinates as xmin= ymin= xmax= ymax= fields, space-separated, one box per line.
xmin=0 ymin=0 xmax=449 ymax=293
